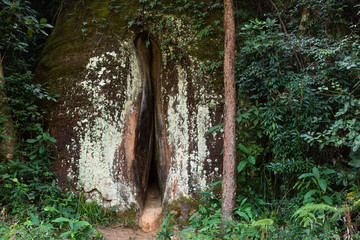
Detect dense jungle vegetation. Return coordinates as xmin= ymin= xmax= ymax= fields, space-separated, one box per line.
xmin=1 ymin=0 xmax=360 ymax=239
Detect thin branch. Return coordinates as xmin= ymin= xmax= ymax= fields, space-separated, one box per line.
xmin=52 ymin=0 xmax=65 ymax=25
xmin=268 ymin=0 xmax=288 ymax=34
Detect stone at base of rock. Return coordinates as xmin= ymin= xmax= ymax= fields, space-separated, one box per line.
xmin=139 ymin=207 xmax=162 ymax=232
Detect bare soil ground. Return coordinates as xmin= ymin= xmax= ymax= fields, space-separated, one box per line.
xmin=98 ymin=182 xmax=162 ymax=240
xmin=98 ymin=226 xmax=157 ymax=240
xmin=139 ymin=182 xmax=162 ymax=232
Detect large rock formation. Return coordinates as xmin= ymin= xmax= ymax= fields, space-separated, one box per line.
xmin=37 ymin=0 xmax=224 ymax=212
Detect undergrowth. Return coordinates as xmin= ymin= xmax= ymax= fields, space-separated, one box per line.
xmin=2 ymin=0 xmax=360 ymax=239
xmin=157 ymin=0 xmax=360 ymax=239
xmin=0 ymin=72 xmax=121 ymax=239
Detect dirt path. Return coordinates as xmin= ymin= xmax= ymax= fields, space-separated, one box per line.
xmin=99 ymin=182 xmax=162 ymax=240
xmin=138 ymin=182 xmax=162 ymax=232
xmin=98 ymin=226 xmax=157 ymax=240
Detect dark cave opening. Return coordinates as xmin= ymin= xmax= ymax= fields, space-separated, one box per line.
xmin=144 ymin=37 xmax=161 ymax=204
xmin=146 ymin=153 xmax=161 ymax=199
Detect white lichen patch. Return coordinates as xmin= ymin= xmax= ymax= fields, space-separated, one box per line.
xmin=64 ymin=43 xmax=142 ymax=210
xmin=164 ymin=66 xmax=190 ymax=200
xmin=163 ymin=62 xmax=221 ymax=202
xmin=193 ymin=105 xmax=211 ymax=189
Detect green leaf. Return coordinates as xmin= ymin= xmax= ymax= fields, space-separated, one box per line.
xmin=248 ymin=155 xmax=256 ymax=165
xmin=74 ymin=221 xmax=90 ymax=231
xmin=322 ymin=169 xmax=335 ymax=175
xmin=39 ymin=145 xmax=45 ymax=154
xmin=44 ymin=206 xmax=59 ymax=213
xmin=23 ymin=220 xmax=33 ymax=226
xmin=237 ymin=143 xmax=249 ymax=154
xmin=0 ymin=134 xmax=11 ymax=139
xmin=26 ymin=138 xmax=38 ymax=143
xmin=349 ymin=159 xmax=360 ymax=168
xmin=180 ymin=227 xmax=196 ymax=234
xmin=76 ymin=221 xmax=90 ymax=227
xmin=252 ymin=218 xmax=274 ymax=226
xmin=299 ymin=172 xmax=314 ymax=179
xmin=237 ymin=161 xmax=247 ymax=173
xmin=312 ymin=167 xmax=320 ymax=178
xmin=322 ymin=196 xmax=333 ymax=205
xmin=207 ymin=219 xmax=221 ymax=225
xmin=2 ymin=0 xmax=12 ymax=6
xmin=235 ymin=211 xmax=250 ymax=221
xmin=318 ymin=179 xmax=327 ymax=192
xmin=208 ymin=125 xmax=220 ymax=133
xmin=1 ymin=173 xmax=10 ymax=179
xmin=60 ymin=230 xmax=73 ymax=238
xmin=30 ymin=214 xmax=40 ymax=226
xmin=39 ymin=29 xmax=48 ymax=36
xmin=304 ymin=190 xmax=317 ymax=200
xmin=40 ymin=18 xmax=47 ymax=24
xmin=41 ymin=23 xmax=53 ymax=28
xmin=35 ymin=123 xmax=43 ymax=132
xmin=52 ymin=217 xmax=71 ymax=223
xmin=43 ymin=132 xmax=50 ymax=141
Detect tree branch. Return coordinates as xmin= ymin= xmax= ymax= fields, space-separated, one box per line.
xmin=268 ymin=0 xmax=288 ymax=34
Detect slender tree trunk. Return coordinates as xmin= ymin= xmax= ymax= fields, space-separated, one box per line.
xmin=221 ymin=0 xmax=236 ymax=221
xmin=0 ymin=56 xmax=15 ymax=159
xmin=0 ymin=56 xmax=3 ymax=79
xmin=300 ymin=7 xmax=310 ymax=33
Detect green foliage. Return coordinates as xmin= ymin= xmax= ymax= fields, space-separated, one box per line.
xmin=0 ymin=71 xmax=105 ymax=238
xmin=0 ymin=73 xmax=59 ymax=212
xmin=0 ymin=0 xmax=53 ymax=71
xmin=292 ymin=203 xmax=341 ymax=228
xmin=294 ymin=167 xmax=335 ymax=204
xmin=234 ymin=196 xmax=257 ymax=221
xmin=0 ymin=22 xmax=107 ymax=237
xmin=0 ymin=0 xmax=52 ymax=52
xmin=198 ymin=0 xmax=360 ymax=238
xmin=235 ymin=1 xmax=360 ymax=197
xmin=1 ymin=0 xmax=360 ymax=239
xmin=176 ymin=190 xmax=275 ymax=239
xmin=157 ymin=214 xmax=176 ymax=240
xmin=110 ymin=0 xmax=224 ymax=69
xmin=51 ymin=217 xmax=99 ymax=239
xmin=76 ymin=198 xmax=119 ymax=227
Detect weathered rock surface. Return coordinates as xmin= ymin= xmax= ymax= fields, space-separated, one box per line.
xmin=37 ymin=0 xmax=224 ymax=213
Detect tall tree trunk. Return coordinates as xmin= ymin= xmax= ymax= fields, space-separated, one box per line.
xmin=0 ymin=59 xmax=3 ymax=79
xmin=0 ymin=56 xmax=15 ymax=159
xmin=221 ymin=0 xmax=236 ymax=221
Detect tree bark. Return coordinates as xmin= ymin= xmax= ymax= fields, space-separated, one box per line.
xmin=221 ymin=0 xmax=236 ymax=221
xmin=0 ymin=56 xmax=15 ymax=159
xmin=300 ymin=7 xmax=310 ymax=33
xmin=0 ymin=59 xmax=3 ymax=79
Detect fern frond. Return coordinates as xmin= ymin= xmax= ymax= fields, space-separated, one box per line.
xmin=292 ymin=203 xmax=339 ymax=228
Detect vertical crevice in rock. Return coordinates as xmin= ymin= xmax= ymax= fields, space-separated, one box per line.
xmin=135 ymin=32 xmax=164 ymax=232
xmin=134 ymin=33 xmax=154 ymax=205
xmin=134 ymin=32 xmax=163 ymax=209
xmin=150 ymin=35 xmax=166 ymax=200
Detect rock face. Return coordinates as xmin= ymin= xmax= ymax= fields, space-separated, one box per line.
xmin=37 ymin=0 xmax=223 ymax=212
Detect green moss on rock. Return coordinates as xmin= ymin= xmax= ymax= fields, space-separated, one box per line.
xmin=166 ymin=196 xmax=199 ymax=226
xmin=36 ymin=0 xmax=141 ymax=93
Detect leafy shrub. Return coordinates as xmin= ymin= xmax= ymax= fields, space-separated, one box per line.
xmin=0 ymin=72 xmax=105 ymax=239
xmin=199 ymin=1 xmax=360 ymax=238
